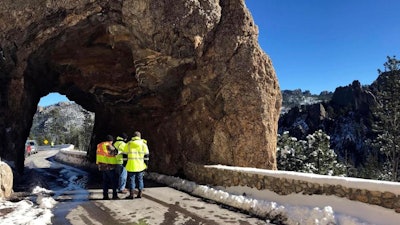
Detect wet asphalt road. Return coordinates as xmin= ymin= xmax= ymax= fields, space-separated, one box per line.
xmin=24 ymin=149 xmax=273 ymax=225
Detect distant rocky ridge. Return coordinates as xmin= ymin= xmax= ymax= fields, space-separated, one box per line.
xmin=30 ymin=102 xmax=94 ymax=150
xmin=281 ymin=89 xmax=333 ymax=114
xmin=35 ymin=102 xmax=93 ymax=128
xmin=278 ymin=74 xmax=398 ymax=174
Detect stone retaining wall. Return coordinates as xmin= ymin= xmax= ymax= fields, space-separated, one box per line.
xmin=56 ymin=149 xmax=400 ymax=213
xmin=184 ymin=163 xmax=400 ymax=213
xmin=54 ymin=146 xmax=97 ymax=171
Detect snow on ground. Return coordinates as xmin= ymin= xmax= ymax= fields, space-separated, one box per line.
xmin=221 ymin=185 xmax=398 ymax=225
xmin=1 ymin=148 xmax=400 ymax=225
xmin=0 ymin=145 xmax=79 ymax=225
xmin=208 ymin=165 xmax=400 ymax=195
xmin=0 ymin=184 xmax=55 ymax=225
xmin=147 ymin=172 xmax=400 ymax=225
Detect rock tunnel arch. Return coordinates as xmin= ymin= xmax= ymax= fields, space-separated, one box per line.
xmin=0 ymin=0 xmax=281 ymax=176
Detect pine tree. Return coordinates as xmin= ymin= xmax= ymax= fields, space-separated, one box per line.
xmin=277 ymin=131 xmax=306 ymax=171
xmin=378 ymin=55 xmax=400 ymax=74
xmin=302 ymin=130 xmax=345 ymax=176
xmin=372 ymin=58 xmax=400 ymax=181
xmin=46 ymin=109 xmax=67 ymax=143
xmin=277 ymin=130 xmax=345 ymax=176
xmin=81 ymin=112 xmax=94 ymax=152
xmin=358 ymin=152 xmax=384 ymax=180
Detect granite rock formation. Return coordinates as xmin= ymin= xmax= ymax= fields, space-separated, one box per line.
xmin=278 ymin=79 xmax=379 ymax=168
xmin=0 ymin=0 xmax=281 ymax=175
xmin=0 ymin=162 xmax=13 ymax=199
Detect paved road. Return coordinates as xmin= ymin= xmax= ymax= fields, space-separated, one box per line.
xmin=25 ymin=149 xmax=272 ymax=225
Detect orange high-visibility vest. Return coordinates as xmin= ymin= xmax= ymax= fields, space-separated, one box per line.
xmin=96 ymin=141 xmax=118 ymax=165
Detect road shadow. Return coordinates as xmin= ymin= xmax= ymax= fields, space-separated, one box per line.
xmin=86 ymin=168 xmax=167 ymax=191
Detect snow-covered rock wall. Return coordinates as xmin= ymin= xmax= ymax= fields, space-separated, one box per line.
xmin=54 ymin=146 xmax=96 ymax=171
xmin=184 ymin=163 xmax=400 ymax=213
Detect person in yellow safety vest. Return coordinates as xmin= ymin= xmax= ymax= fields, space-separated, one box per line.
xmin=123 ymin=131 xmax=149 ymax=199
xmin=113 ymin=133 xmax=128 ymax=194
xmin=96 ymin=135 xmax=119 ymax=200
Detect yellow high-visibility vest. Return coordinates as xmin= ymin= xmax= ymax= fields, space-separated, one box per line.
xmin=113 ymin=137 xmax=127 ymax=165
xmin=123 ymin=137 xmax=149 ymax=172
xmin=96 ymin=141 xmax=118 ymax=165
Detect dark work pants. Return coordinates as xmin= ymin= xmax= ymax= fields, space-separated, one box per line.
xmin=102 ymin=169 xmax=118 ymax=198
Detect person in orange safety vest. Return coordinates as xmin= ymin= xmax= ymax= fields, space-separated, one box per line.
xmin=96 ymin=135 xmax=119 ymax=200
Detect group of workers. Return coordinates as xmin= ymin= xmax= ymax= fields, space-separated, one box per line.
xmin=96 ymin=131 xmax=149 ymax=200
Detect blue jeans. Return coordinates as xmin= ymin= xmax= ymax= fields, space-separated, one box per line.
xmin=116 ymin=164 xmax=127 ymax=191
xmin=127 ymin=171 xmax=144 ymax=191
xmin=102 ymin=169 xmax=117 ymax=198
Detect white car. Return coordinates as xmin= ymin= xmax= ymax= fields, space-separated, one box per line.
xmin=25 ymin=140 xmax=38 ymax=156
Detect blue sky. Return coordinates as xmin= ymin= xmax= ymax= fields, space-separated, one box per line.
xmin=39 ymin=93 xmax=71 ymax=107
xmin=245 ymin=0 xmax=400 ymax=94
xmin=39 ymin=1 xmax=400 ymax=106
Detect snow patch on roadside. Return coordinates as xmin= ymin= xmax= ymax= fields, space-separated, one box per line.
xmin=146 ymin=172 xmax=394 ymax=225
xmin=0 ymin=186 xmax=55 ymax=225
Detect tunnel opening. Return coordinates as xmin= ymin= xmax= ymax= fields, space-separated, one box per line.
xmin=29 ymin=93 xmax=94 ymax=153
xmin=19 ymin=19 xmax=191 ymax=175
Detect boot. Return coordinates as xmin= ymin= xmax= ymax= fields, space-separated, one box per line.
xmin=125 ymin=190 xmax=134 ymax=199
xmin=112 ymin=193 xmax=119 ymax=200
xmin=136 ymin=190 xmax=142 ymax=198
xmin=112 ymin=189 xmax=119 ymax=199
xmin=118 ymin=188 xmax=128 ymax=194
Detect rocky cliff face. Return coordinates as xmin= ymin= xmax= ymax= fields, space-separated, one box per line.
xmin=0 ymin=0 xmax=281 ymax=175
xmin=281 ymin=89 xmax=332 ymax=114
xmin=278 ymin=80 xmax=379 ymax=167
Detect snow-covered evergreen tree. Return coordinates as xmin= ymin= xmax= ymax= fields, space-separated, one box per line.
xmin=277 ymin=130 xmax=346 ymax=176
xmin=302 ymin=130 xmax=345 ymax=175
xmin=277 ymin=131 xmax=306 ymax=171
